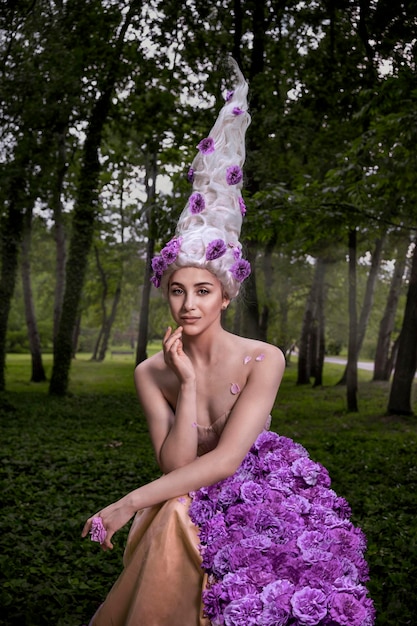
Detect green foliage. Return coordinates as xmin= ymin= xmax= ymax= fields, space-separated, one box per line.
xmin=0 ymin=356 xmax=416 ymax=624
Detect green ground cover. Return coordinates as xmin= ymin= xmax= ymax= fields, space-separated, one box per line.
xmin=1 ymin=352 xmax=416 ymax=625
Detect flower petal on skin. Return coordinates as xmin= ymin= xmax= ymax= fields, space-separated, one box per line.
xmin=255 ymin=354 xmax=265 ymax=361
xmin=244 ymin=356 xmax=252 ymax=365
xmin=230 ymin=383 xmax=241 ymax=395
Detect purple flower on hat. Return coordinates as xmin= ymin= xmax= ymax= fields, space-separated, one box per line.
xmin=226 ymin=165 xmax=243 ymax=185
xmin=232 ymin=246 xmax=242 ymax=260
xmin=161 ymin=246 xmax=178 ymax=264
xmin=151 ymin=255 xmax=167 ymax=273
xmin=189 ymin=192 xmax=205 ymax=214
xmin=206 ymin=239 xmax=227 ymax=261
xmin=226 ymin=89 xmax=234 ymax=102
xmin=239 ymin=197 xmax=247 ymax=216
xmin=233 ymin=106 xmax=244 ymax=115
xmin=150 ymin=274 xmax=161 ymax=288
xmin=197 ymin=137 xmax=215 ymax=154
xmin=230 ymin=258 xmax=251 ymax=282
xmin=187 ymin=167 xmax=195 ymax=182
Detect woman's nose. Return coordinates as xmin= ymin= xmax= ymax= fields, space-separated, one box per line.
xmin=183 ymin=294 xmax=196 ymax=310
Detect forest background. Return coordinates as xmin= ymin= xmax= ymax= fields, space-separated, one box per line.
xmin=0 ymin=0 xmax=417 ymax=624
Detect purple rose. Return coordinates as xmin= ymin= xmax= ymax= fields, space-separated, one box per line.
xmin=160 ymin=245 xmax=178 ymax=264
xmin=187 ymin=167 xmax=194 ymax=182
xmin=232 ymin=246 xmax=242 ymax=260
xmin=223 ymin=594 xmax=263 ymax=626
xmin=329 ymin=591 xmax=371 ymax=626
xmin=222 ymin=571 xmax=257 ymax=601
xmin=239 ymin=197 xmax=247 ymax=215
xmin=199 ymin=513 xmax=228 ymax=546
xmin=240 ymin=534 xmax=272 ymax=551
xmin=164 ymin=236 xmax=182 ymax=253
xmin=212 ymin=545 xmax=233 ymax=577
xmin=240 ymin=480 xmax=264 ymax=504
xmin=217 ymin=483 xmax=241 ymax=507
xmin=90 ymin=517 xmax=106 ymax=544
xmin=260 ymin=604 xmax=289 ymax=626
xmin=202 ymin=582 xmax=226 ymax=624
xmin=232 ymin=106 xmax=244 ymax=115
xmin=229 ymin=259 xmax=251 ymax=282
xmin=261 ymin=579 xmax=294 ymax=615
xmin=151 ymin=255 xmax=167 ymax=273
xmin=292 ymin=457 xmax=321 ymax=486
xmin=189 ymin=497 xmax=217 ymax=524
xmin=150 ymin=274 xmax=161 ymax=288
xmin=197 ymin=137 xmax=215 ymax=154
xmin=226 ymin=165 xmax=243 ymax=185
xmin=284 ymin=494 xmax=311 ymax=515
xmin=327 ymin=527 xmax=362 ymax=558
xmin=206 ymin=238 xmax=227 ymax=261
xmin=290 ymin=586 xmax=328 ymax=625
xmin=188 ymin=192 xmax=205 ymax=214
xmin=225 ymin=90 xmax=234 ymax=102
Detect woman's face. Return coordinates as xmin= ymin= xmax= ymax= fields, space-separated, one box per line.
xmin=167 ymin=267 xmax=230 ymax=335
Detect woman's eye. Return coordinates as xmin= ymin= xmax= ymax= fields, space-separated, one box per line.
xmin=171 ymin=288 xmax=183 ymax=295
xmin=198 ymin=289 xmax=209 ymax=295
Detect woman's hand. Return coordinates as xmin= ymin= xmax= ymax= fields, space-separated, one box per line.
xmin=163 ymin=326 xmax=195 ymax=384
xmin=81 ymin=495 xmax=137 ymax=551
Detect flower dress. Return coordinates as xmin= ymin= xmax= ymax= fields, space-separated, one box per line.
xmin=88 ymin=405 xmax=375 ymax=626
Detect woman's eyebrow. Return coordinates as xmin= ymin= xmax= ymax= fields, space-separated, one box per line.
xmin=170 ymin=281 xmax=214 ymax=287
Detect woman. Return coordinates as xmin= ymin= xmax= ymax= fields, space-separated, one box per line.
xmin=83 ymin=60 xmax=375 ymax=626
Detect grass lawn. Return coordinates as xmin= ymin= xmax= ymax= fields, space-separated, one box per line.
xmin=1 ymin=351 xmax=416 ymax=625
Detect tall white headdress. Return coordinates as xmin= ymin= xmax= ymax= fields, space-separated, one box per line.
xmin=151 ymin=58 xmax=251 ymax=299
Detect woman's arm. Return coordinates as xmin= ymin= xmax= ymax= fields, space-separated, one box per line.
xmin=135 ymin=326 xmax=200 ymax=473
xmin=82 ymin=344 xmax=286 ymax=550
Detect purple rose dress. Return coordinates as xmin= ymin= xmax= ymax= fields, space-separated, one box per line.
xmin=88 ymin=414 xmax=375 ymax=626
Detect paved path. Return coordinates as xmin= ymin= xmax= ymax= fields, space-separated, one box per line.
xmin=325 ymin=356 xmax=417 ymax=378
xmin=325 ymin=357 xmax=374 ymax=371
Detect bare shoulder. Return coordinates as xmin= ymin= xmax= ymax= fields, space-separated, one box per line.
xmin=228 ymin=333 xmax=285 ymax=367
xmin=134 ymin=351 xmax=168 ymax=390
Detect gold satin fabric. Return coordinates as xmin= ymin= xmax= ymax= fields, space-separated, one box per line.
xmin=89 ymin=495 xmax=210 ymax=626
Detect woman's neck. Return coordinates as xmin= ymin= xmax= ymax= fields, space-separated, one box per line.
xmin=182 ymin=326 xmax=230 ymax=367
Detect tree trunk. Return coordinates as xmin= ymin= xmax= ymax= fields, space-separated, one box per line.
xmin=91 ymin=245 xmax=108 ymax=361
xmin=98 ymin=284 xmax=121 ymax=361
xmin=72 ymin=314 xmax=81 ymax=357
xmin=136 ymin=237 xmax=154 ymax=364
xmin=297 ymin=271 xmax=317 ymax=387
xmin=49 ymin=4 xmax=138 ymax=395
xmin=387 ymin=241 xmax=417 ymax=415
xmin=136 ymin=152 xmax=158 ymax=365
xmin=338 ymin=235 xmax=384 ymax=384
xmin=92 ymin=328 xmax=104 ymax=361
xmin=346 ymin=229 xmax=358 ymax=412
xmin=313 ymin=258 xmax=327 ymax=387
xmin=373 ymin=235 xmax=409 ymax=380
xmin=241 ymin=241 xmax=261 ymax=339
xmin=259 ymin=236 xmax=277 ymax=342
xmin=357 ymin=236 xmax=384 ymax=350
xmin=21 ymin=206 xmax=47 ymax=382
xmin=0 ymin=174 xmax=26 ymax=391
xmin=52 ymin=129 xmax=68 ymax=345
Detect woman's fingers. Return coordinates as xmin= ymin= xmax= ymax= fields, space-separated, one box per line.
xmin=81 ymin=516 xmax=93 ymax=538
xmin=163 ymin=326 xmax=183 ymax=358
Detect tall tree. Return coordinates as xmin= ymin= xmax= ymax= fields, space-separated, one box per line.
xmin=21 ymin=206 xmax=47 ymax=382
xmin=49 ymin=1 xmax=140 ymax=395
xmin=387 ymin=241 xmax=417 ymax=415
xmin=373 ymin=234 xmax=410 ymax=381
